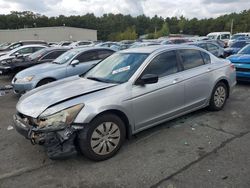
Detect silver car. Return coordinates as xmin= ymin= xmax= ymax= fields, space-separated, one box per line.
xmin=12 ymin=47 xmax=115 ymax=94
xmin=13 ymin=45 xmax=236 ymax=161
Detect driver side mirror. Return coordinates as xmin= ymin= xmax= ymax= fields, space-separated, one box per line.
xmin=135 ymin=74 xmax=158 ymax=85
xmin=71 ymin=59 xmax=79 ymax=66
xmin=15 ymin=52 xmax=23 ymax=58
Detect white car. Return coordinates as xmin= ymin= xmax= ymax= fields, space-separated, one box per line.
xmin=0 ymin=44 xmax=46 ymax=64
xmin=207 ymin=32 xmax=231 ymax=46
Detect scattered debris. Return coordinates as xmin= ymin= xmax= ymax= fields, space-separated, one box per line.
xmin=208 ymin=141 xmax=212 ymax=145
xmin=198 ymin=147 xmax=204 ymax=150
xmin=7 ymin=125 xmax=14 ymax=131
xmin=222 ymin=176 xmax=228 ymax=180
xmin=191 ymin=127 xmax=196 ymax=131
xmin=208 ymin=169 xmax=212 ymax=172
xmin=0 ymin=91 xmax=6 ymax=96
xmin=184 ymin=141 xmax=189 ymax=146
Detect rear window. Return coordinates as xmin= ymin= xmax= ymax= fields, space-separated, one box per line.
xmin=178 ymin=49 xmax=205 ymax=70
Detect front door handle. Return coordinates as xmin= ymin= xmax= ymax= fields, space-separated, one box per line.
xmin=207 ymin=67 xmax=212 ymax=72
xmin=173 ymin=78 xmax=180 ymax=84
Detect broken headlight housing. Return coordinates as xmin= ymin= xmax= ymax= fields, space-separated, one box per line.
xmin=34 ymin=104 xmax=84 ymax=131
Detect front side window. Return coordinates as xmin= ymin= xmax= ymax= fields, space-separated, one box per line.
xmin=53 ymin=50 xmax=78 ymax=64
xmin=14 ymin=47 xmax=33 ymax=55
xmin=76 ymin=51 xmax=99 ymax=63
xmin=178 ymin=49 xmax=205 ymax=70
xmin=201 ymin=51 xmax=211 ymax=64
xmin=84 ymin=53 xmax=149 ymax=83
xmin=142 ymin=51 xmax=178 ymax=78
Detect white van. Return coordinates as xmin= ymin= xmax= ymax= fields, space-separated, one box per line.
xmin=207 ymin=32 xmax=231 ymax=46
xmin=228 ymin=32 xmax=250 ymax=46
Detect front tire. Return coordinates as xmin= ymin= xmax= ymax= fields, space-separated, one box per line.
xmin=77 ymin=114 xmax=126 ymax=161
xmin=208 ymin=82 xmax=228 ymax=111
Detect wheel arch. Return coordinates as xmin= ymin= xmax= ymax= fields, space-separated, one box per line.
xmin=36 ymin=77 xmax=57 ymax=87
xmin=90 ymin=109 xmax=132 ymax=139
xmin=215 ymin=78 xmax=230 ymax=98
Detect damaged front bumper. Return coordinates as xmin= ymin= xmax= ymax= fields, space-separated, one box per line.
xmin=13 ymin=114 xmax=83 ymax=159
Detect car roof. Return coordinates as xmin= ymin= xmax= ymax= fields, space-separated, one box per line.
xmin=121 ymin=44 xmax=204 ymax=54
xmin=69 ymin=47 xmax=115 ymax=53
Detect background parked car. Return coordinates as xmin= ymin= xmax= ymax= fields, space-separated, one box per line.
xmin=12 ymin=47 xmax=115 ymax=94
xmin=224 ymin=40 xmax=250 ymax=57
xmin=57 ymin=41 xmax=73 ymax=46
xmin=0 ymin=47 xmax=69 ymax=75
xmin=227 ymin=44 xmax=250 ymax=81
xmin=69 ymin=41 xmax=95 ymax=48
xmin=161 ymin=38 xmax=190 ymax=45
xmin=187 ymin=41 xmax=224 ymax=57
xmin=0 ymin=44 xmax=46 ymax=75
xmin=130 ymin=42 xmax=160 ymax=48
xmin=228 ymin=32 xmax=250 ymax=46
xmin=207 ymin=32 xmax=231 ymax=47
xmin=0 ymin=40 xmax=48 ymax=53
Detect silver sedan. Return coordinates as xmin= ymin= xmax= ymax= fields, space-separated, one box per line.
xmin=13 ymin=45 xmax=236 ymax=161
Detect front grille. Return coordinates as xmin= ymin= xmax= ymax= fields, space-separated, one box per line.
xmin=236 ymin=67 xmax=250 ymax=72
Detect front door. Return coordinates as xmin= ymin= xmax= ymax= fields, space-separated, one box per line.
xmin=131 ymin=50 xmax=185 ymax=131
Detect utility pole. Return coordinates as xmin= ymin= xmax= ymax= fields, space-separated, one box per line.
xmin=230 ymin=19 xmax=234 ymax=34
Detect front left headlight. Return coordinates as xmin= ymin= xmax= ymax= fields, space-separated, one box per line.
xmin=16 ymin=76 xmax=34 ymax=83
xmin=34 ymin=104 xmax=84 ymax=131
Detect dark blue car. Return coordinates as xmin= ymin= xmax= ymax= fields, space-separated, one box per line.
xmin=224 ymin=40 xmax=250 ymax=57
xmin=227 ymin=44 xmax=250 ymax=81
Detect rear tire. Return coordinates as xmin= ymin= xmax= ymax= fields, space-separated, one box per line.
xmin=77 ymin=113 xmax=126 ymax=161
xmin=36 ymin=78 xmax=55 ymax=87
xmin=208 ymin=82 xmax=228 ymax=111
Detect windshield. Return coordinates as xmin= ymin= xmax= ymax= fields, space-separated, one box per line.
xmin=28 ymin=48 xmax=47 ymax=60
xmin=231 ymin=34 xmax=245 ymax=40
xmin=53 ymin=50 xmax=78 ymax=64
xmin=238 ymin=44 xmax=250 ymax=54
xmin=84 ymin=53 xmax=149 ymax=83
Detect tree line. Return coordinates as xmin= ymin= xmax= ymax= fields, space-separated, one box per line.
xmin=0 ymin=9 xmax=250 ymax=41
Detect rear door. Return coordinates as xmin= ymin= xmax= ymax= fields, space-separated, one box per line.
xmin=177 ymin=49 xmax=214 ymax=110
xmin=131 ymin=50 xmax=185 ymax=131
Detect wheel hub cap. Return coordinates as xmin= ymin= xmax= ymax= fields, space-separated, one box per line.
xmin=214 ymin=86 xmax=226 ymax=108
xmin=91 ymin=122 xmax=120 ymax=155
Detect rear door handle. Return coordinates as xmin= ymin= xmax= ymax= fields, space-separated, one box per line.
xmin=173 ymin=78 xmax=180 ymax=84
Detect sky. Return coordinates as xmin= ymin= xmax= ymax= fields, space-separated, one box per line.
xmin=0 ymin=0 xmax=250 ymax=19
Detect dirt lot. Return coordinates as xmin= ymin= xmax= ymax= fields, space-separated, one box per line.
xmin=0 ymin=75 xmax=250 ymax=188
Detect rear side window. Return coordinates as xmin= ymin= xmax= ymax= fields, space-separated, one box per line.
xmin=41 ymin=50 xmax=66 ymax=60
xmin=178 ymin=49 xmax=205 ymax=70
xmin=201 ymin=52 xmax=211 ymax=64
xmin=76 ymin=51 xmax=99 ymax=63
xmin=142 ymin=51 xmax=178 ymax=78
xmin=97 ymin=50 xmax=114 ymax=59
xmin=207 ymin=43 xmax=219 ymax=51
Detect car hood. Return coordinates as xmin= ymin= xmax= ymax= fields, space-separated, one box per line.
xmin=228 ymin=54 xmax=250 ymax=63
xmin=15 ymin=62 xmax=62 ymax=78
xmin=17 ymin=76 xmax=117 ymax=118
